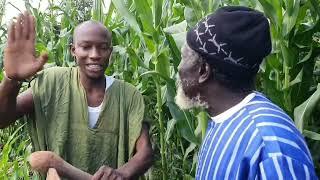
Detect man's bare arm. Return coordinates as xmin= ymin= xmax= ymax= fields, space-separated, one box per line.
xmin=0 ymin=12 xmax=47 ymax=128
xmin=0 ymin=77 xmax=22 ymax=128
xmin=0 ymin=79 xmax=34 ymax=128
xmin=116 ymin=123 xmax=154 ymax=179
xmin=28 ymin=151 xmax=92 ymax=180
xmin=91 ymin=123 xmax=154 ymax=180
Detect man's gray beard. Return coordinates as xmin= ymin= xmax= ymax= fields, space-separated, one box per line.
xmin=175 ymin=81 xmax=209 ymax=110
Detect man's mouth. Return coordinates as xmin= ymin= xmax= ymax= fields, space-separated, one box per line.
xmin=86 ymin=64 xmax=103 ymax=72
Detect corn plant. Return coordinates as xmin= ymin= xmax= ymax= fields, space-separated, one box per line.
xmin=0 ymin=123 xmax=36 ymax=179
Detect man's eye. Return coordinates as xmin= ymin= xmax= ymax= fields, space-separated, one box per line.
xmin=100 ymin=46 xmax=108 ymax=50
xmin=81 ymin=45 xmax=90 ymax=49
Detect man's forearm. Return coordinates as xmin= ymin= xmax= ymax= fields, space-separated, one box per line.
xmin=116 ymin=146 xmax=153 ymax=179
xmin=29 ymin=151 xmax=92 ymax=180
xmin=116 ymin=123 xmax=154 ymax=179
xmin=0 ymin=77 xmax=21 ymax=128
xmin=54 ymin=159 xmax=92 ymax=180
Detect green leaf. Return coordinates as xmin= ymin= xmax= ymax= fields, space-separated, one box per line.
xmin=298 ymin=47 xmax=313 ymax=64
xmin=303 ymin=130 xmax=320 ymax=141
xmin=287 ymin=68 xmax=303 ymax=88
xmin=104 ymin=1 xmax=114 ymax=25
xmin=280 ymin=41 xmax=295 ymax=67
xmin=142 ymin=33 xmax=155 ymax=53
xmin=140 ymin=70 xmax=173 ymax=83
xmin=184 ymin=6 xmax=198 ymax=27
xmin=258 ymin=0 xmax=283 ymax=28
xmin=183 ymin=174 xmax=195 ymax=180
xmin=155 ymin=52 xmax=170 ymax=78
xmin=167 ymin=102 xmax=200 ymax=145
xmin=126 ymin=47 xmax=149 ymax=69
xmin=183 ymin=143 xmax=197 ymax=161
xmin=134 ymin=0 xmax=154 ymax=34
xmin=163 ymin=20 xmax=187 ymax=34
xmin=282 ymin=0 xmax=300 ymax=36
xmin=112 ymin=0 xmax=142 ymax=34
xmin=310 ymin=0 xmax=320 ymax=17
xmin=172 ymin=32 xmax=187 ymax=50
xmin=294 ymin=84 xmax=320 ymax=131
xmin=92 ymin=0 xmax=104 ymax=22
xmin=165 ymin=34 xmax=181 ymax=68
xmin=165 ymin=119 xmax=177 ymax=142
xmin=152 ymin=0 xmax=163 ymax=28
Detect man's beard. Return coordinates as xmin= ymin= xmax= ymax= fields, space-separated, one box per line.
xmin=175 ymin=80 xmax=209 ymax=110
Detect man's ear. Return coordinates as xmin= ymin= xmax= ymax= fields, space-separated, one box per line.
xmin=70 ymin=44 xmax=75 ymax=57
xmin=198 ymin=62 xmax=211 ymax=84
xmin=70 ymin=44 xmax=78 ymax=65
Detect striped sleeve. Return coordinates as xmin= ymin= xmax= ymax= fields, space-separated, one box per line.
xmin=257 ymin=155 xmax=318 ymax=180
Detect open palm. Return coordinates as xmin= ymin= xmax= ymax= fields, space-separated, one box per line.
xmin=4 ymin=12 xmax=48 ymax=81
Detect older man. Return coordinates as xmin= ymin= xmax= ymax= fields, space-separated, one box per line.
xmin=175 ymin=6 xmax=317 ymax=179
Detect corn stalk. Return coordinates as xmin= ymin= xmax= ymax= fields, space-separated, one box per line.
xmin=0 ymin=0 xmax=6 ymax=25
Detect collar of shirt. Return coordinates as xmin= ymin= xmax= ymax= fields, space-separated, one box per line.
xmin=211 ymin=92 xmax=256 ymax=123
xmin=88 ymin=75 xmax=115 ymax=109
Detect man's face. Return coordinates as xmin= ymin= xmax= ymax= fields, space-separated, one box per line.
xmin=72 ymin=23 xmax=112 ymax=79
xmin=175 ymin=44 xmax=209 ymax=110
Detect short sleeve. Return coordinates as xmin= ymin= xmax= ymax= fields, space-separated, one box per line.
xmin=128 ymin=90 xmax=145 ymax=157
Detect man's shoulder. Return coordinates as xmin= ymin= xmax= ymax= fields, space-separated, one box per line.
xmin=31 ymin=67 xmax=75 ymax=89
xmin=35 ymin=66 xmax=73 ymax=78
xmin=41 ymin=66 xmax=73 ymax=75
xmin=113 ymin=79 xmax=141 ymax=94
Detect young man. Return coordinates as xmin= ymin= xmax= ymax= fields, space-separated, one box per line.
xmin=175 ymin=6 xmax=317 ymax=179
xmin=0 ymin=12 xmax=153 ymax=179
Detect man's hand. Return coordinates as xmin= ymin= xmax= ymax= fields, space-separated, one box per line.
xmin=91 ymin=166 xmax=128 ymax=180
xmin=28 ymin=151 xmax=92 ymax=180
xmin=4 ymin=12 xmax=48 ymax=81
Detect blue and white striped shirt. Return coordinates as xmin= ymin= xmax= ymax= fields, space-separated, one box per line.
xmin=196 ymin=92 xmax=317 ymax=180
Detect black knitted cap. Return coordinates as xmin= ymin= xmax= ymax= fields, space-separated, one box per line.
xmin=186 ymin=6 xmax=272 ymax=77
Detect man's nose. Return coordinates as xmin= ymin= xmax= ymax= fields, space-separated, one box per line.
xmin=89 ymin=47 xmax=102 ymax=59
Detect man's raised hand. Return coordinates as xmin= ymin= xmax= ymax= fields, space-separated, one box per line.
xmin=4 ymin=12 xmax=48 ymax=81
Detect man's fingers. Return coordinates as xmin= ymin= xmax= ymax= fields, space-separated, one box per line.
xmin=101 ymin=168 xmax=114 ymax=180
xmin=14 ymin=14 xmax=23 ymax=40
xmin=91 ymin=166 xmax=115 ymax=180
xmin=22 ymin=12 xmax=29 ymax=39
xmin=115 ymin=176 xmax=124 ymax=180
xmin=91 ymin=166 xmax=105 ymax=180
xmin=7 ymin=20 xmax=15 ymax=44
xmin=101 ymin=173 xmax=110 ymax=180
xmin=29 ymin=15 xmax=36 ymax=43
xmin=47 ymin=168 xmax=61 ymax=180
xmin=34 ymin=53 xmax=48 ymax=72
xmin=37 ymin=53 xmax=48 ymax=66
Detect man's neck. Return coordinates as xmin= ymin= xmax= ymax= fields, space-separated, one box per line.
xmin=202 ymin=85 xmax=252 ymax=117
xmin=80 ymin=74 xmax=106 ymax=93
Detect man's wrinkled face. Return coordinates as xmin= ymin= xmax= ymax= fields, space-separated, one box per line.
xmin=175 ymin=44 xmax=209 ymax=110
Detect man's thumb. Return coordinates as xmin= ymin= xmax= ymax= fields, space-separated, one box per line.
xmin=36 ymin=53 xmax=49 ymax=70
